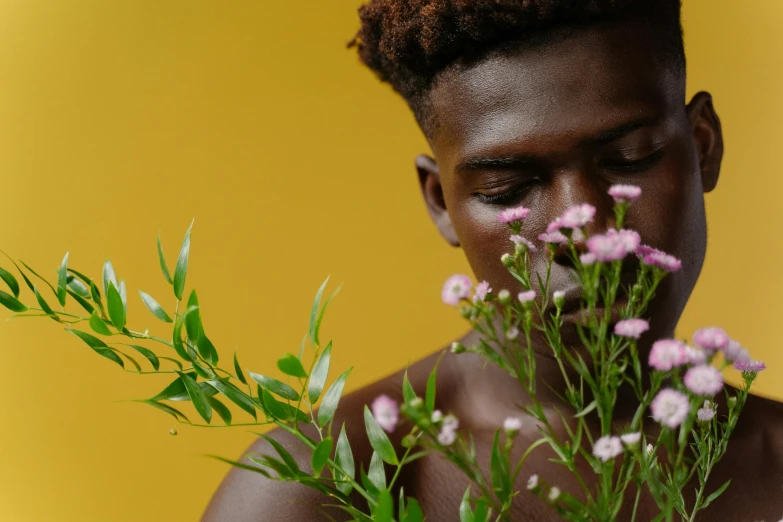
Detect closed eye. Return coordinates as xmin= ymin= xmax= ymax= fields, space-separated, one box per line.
xmin=599 ymin=149 xmax=664 ymax=173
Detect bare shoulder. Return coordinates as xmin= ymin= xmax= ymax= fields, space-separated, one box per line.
xmin=202 ymin=350 xmax=450 ymax=521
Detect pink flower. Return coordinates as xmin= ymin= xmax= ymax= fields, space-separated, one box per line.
xmin=734 ymin=348 xmax=751 ymax=364
xmin=684 ymin=346 xmax=707 ymax=365
xmin=648 ymin=339 xmax=686 ymax=371
xmin=642 ymin=251 xmax=682 ymax=272
xmin=608 ymin=184 xmax=642 ymax=203
xmin=442 ymin=275 xmax=472 ymax=306
xmin=723 ymin=339 xmax=744 ymax=362
xmin=586 ymin=233 xmax=626 ymax=262
xmin=636 ymin=244 xmax=663 ymax=258
xmin=546 ymin=218 xmax=564 ymax=234
xmin=473 ymin=281 xmax=492 ymax=303
xmin=580 ymin=252 xmax=597 ymax=265
xmin=684 ymin=365 xmax=724 ymax=396
xmin=593 ymin=435 xmax=623 ymax=462
xmin=608 ymin=229 xmax=641 ymax=254
xmin=650 ymin=389 xmax=690 ymax=429
xmin=518 ymin=290 xmax=536 ymax=303
xmin=371 ymin=395 xmax=399 ymax=433
xmin=734 ymin=360 xmax=766 ymax=372
xmin=498 ymin=206 xmax=531 ymax=224
xmin=503 ymin=417 xmax=522 ymax=433
xmin=510 ymin=235 xmax=538 ymax=252
xmin=539 ymin=231 xmax=568 ymax=244
xmin=696 ymin=400 xmax=717 ymax=423
xmin=620 ymin=432 xmax=641 ymax=446
xmin=560 ymin=204 xmax=596 ymax=229
xmin=693 ymin=327 xmax=729 ymax=353
xmin=614 ymin=318 xmax=650 ymax=339
xmin=437 ymin=428 xmax=456 ymax=446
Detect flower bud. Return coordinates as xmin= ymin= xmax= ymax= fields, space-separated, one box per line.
xmin=501 ymin=253 xmax=514 ymax=268
xmin=451 ymin=341 xmax=466 ymax=354
xmin=503 ymin=416 xmax=522 ymax=438
xmin=459 ymin=306 xmax=472 ymax=319
xmin=527 ymin=474 xmax=539 ymax=491
xmin=548 ymin=487 xmax=561 ymax=502
xmin=514 ymin=242 xmax=527 ymax=257
xmin=431 ymin=410 xmax=443 ymax=423
xmin=553 ymin=290 xmax=566 ymax=309
xmin=505 ymin=327 xmax=519 ymax=341
xmin=498 ymin=289 xmax=511 ymax=304
xmin=401 ymin=434 xmax=417 ymax=448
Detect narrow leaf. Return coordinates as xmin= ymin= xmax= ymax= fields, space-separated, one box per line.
xmin=374 ymin=490 xmax=393 ymax=522
xmin=368 ymin=451 xmax=386 ymax=490
xmin=402 ymin=498 xmax=424 ymax=522
xmin=490 ymin=430 xmax=509 ymax=499
xmin=107 ymin=281 xmax=125 ymax=330
xmin=250 ymin=372 xmax=300 ymax=401
xmin=701 ymin=479 xmax=731 ymax=510
xmin=208 ymin=456 xmax=271 ymax=479
xmin=318 ymin=367 xmax=352 ymax=427
xmin=66 ymin=288 xmax=94 ymax=314
xmin=335 ymin=423 xmax=355 ymax=495
xmin=207 ymin=379 xmax=257 ymax=419
xmin=158 ymin=356 xmax=183 ymax=370
xmin=311 ymin=438 xmax=333 ymax=477
xmin=102 ymin=260 xmax=118 ymax=299
xmin=313 ymin=284 xmax=340 ymax=347
xmin=277 ymin=353 xmax=307 ymax=379
xmin=261 ymin=388 xmax=291 ymax=421
xmin=66 ymin=329 xmax=124 ymax=368
xmin=20 ymin=260 xmax=57 ymax=297
xmin=125 ymin=344 xmax=160 ymax=371
xmin=139 ymin=290 xmax=172 ymax=322
xmin=185 ymin=290 xmax=201 ymax=341
xmin=459 ymin=487 xmax=474 ymax=522
xmin=197 ymin=332 xmax=219 ymax=365
xmin=119 ymin=280 xmax=127 ymax=315
xmin=66 ymin=275 xmax=90 ymax=298
xmin=0 ymin=266 xmax=20 ymax=298
xmin=309 ymin=277 xmax=329 ymax=346
xmin=140 ymin=399 xmax=189 ymax=422
xmin=34 ymin=287 xmax=59 ymax=322
xmin=0 ymin=290 xmax=26 ymax=312
xmin=89 ymin=312 xmax=113 ymax=335
xmin=308 ymin=342 xmax=332 ymax=403
xmin=207 ymin=396 xmax=232 ymax=425
xmin=179 ymin=372 xmax=212 ymax=424
xmin=56 ymin=252 xmax=69 ymax=306
xmin=364 ymin=406 xmax=398 ymax=465
xmin=157 ymin=234 xmax=173 ymax=284
xmin=402 ymin=368 xmax=416 ymax=403
xmin=233 ymin=350 xmax=247 ymax=385
xmin=259 ymin=434 xmax=301 ymax=474
xmin=425 ymin=366 xmax=437 ymax=413
xmin=173 ymin=221 xmax=193 ymax=300
xmin=150 ymin=374 xmax=191 ymax=401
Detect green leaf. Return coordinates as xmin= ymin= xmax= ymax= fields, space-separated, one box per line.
xmin=197 ymin=332 xmax=219 ymax=365
xmin=179 ymin=372 xmax=212 ymax=424
xmin=207 ymin=379 xmax=257 ymax=419
xmin=360 ymin=466 xmax=380 ymax=498
xmin=117 ymin=349 xmax=141 ymax=372
xmin=574 ymin=400 xmax=598 ymax=418
xmin=150 ymin=374 xmax=192 ymax=401
xmin=459 ymin=487 xmax=474 ymax=522
xmin=172 ymin=308 xmax=198 ymax=362
xmin=313 ymin=284 xmax=340 ymax=347
xmin=138 ymin=291 xmax=173 ymax=323
xmin=106 ymin=281 xmax=125 ymax=331
xmin=173 ymin=221 xmax=193 ymax=300
xmin=34 ymin=287 xmax=59 ymax=322
xmin=0 ymin=290 xmax=26 ymax=312
xmin=0 ymin=266 xmax=20 ymax=298
xmin=67 ymin=268 xmax=95 ymax=289
xmin=66 ymin=329 xmax=124 ymax=368
xmin=318 ymin=367 xmax=352 ymax=427
xmin=66 ymin=275 xmax=90 ymax=298
xmin=368 ymin=451 xmax=386 ymax=490
xmin=308 ymin=342 xmax=332 ymax=403
xmin=56 ymin=252 xmax=69 ymax=306
xmin=157 ymin=233 xmax=173 ymax=285
xmin=402 ymin=498 xmax=423 ymax=522
xmin=233 ymin=351 xmax=247 ymax=385
xmin=140 ymin=399 xmax=189 ymax=422
xmin=490 ymin=430 xmax=509 ymax=500
xmin=701 ymin=479 xmax=731 ymax=510
xmin=90 ymin=281 xmax=102 ymax=304
xmin=89 ymin=312 xmax=113 ymax=335
xmin=119 ymin=280 xmax=127 ymax=316
xmin=208 ymin=455 xmax=271 ymax=479
xmin=309 ymin=276 xmax=329 ymax=346
xmin=364 ymin=406 xmax=398 ymax=465
xmin=185 ymin=290 xmax=201 ymax=341
xmin=472 ymin=500 xmax=488 ymax=522
xmin=125 ymin=344 xmax=160 ymax=371
xmin=425 ymin=366 xmax=437 ymax=413
xmin=66 ymin=288 xmax=94 ymax=314
xmin=311 ymin=437 xmax=333 ymax=477
xmin=335 ymin=423 xmax=355 ymax=495
xmin=402 ymin=368 xmax=416 ymax=403
xmin=249 ymin=372 xmax=300 ymax=401
xmin=260 ymin=388 xmax=291 ymax=421
xmin=207 ymin=396 xmax=232 ymax=425
xmin=102 ymin=260 xmax=117 ymax=299
xmin=277 ymin=353 xmax=307 ymax=379
xmin=259 ymin=434 xmax=301 ymax=474
xmin=158 ymin=356 xmax=184 ymax=370
xmin=20 ymin=260 xmax=57 ymax=297
xmin=374 ymin=489 xmax=393 ymax=522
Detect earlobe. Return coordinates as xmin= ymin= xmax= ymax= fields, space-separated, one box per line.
xmin=686 ymin=91 xmax=724 ymax=193
xmin=415 ymin=154 xmax=460 ymax=247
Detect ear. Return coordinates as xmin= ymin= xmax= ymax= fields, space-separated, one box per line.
xmin=686 ymin=91 xmax=724 ymax=193
xmin=416 ymin=154 xmax=460 ymax=247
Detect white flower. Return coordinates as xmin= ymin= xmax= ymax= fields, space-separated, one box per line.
xmin=503 ymin=417 xmax=522 ymax=433
xmin=431 ymin=410 xmax=443 ymax=423
xmin=696 ymin=400 xmax=717 ymax=423
xmin=548 ymin=486 xmax=561 ymax=502
xmin=646 ymin=444 xmax=654 ymax=457
xmin=505 ymin=327 xmax=519 ymax=341
xmin=592 ymin=435 xmax=623 ymax=462
xmin=620 ymin=432 xmax=641 ymax=446
xmin=527 ymin=474 xmax=539 ymax=490
xmin=442 ymin=415 xmax=459 ymax=431
xmin=437 ymin=428 xmax=456 ymax=446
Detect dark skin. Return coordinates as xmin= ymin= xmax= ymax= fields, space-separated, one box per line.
xmin=204 ymin=20 xmax=783 ymax=521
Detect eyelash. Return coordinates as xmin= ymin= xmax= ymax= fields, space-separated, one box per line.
xmin=475 ymin=184 xmax=531 ymax=206
xmin=601 ymin=149 xmax=664 ymax=173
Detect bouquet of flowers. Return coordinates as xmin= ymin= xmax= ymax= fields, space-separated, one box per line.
xmin=0 ymin=184 xmax=767 ymax=521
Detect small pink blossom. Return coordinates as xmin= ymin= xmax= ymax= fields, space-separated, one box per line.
xmin=722 ymin=339 xmax=744 ymax=362
xmin=684 ymin=365 xmax=724 ymax=396
xmin=734 ymin=348 xmax=751 ymax=364
xmin=608 ymin=184 xmax=642 ymax=203
xmin=437 ymin=428 xmax=456 ymax=446
xmin=734 ymin=360 xmax=766 ymax=372
xmin=442 ymin=274 xmax=472 ymax=306
xmin=593 ymin=435 xmax=623 ymax=462
xmin=614 ymin=318 xmax=650 ymax=339
xmin=620 ymin=432 xmax=641 ymax=446
xmin=560 ymin=204 xmax=596 ymax=229
xmin=586 ymin=233 xmax=626 ymax=262
xmin=546 ymin=218 xmax=564 ymax=234
xmin=692 ymin=327 xmax=730 ymax=353
xmin=648 ymin=339 xmax=686 ymax=371
xmin=371 ymin=395 xmax=399 ymax=433
xmin=642 ymin=251 xmax=682 ymax=272
xmin=473 ymin=281 xmax=492 ymax=303
xmin=442 ymin=415 xmax=459 ymax=431
xmin=503 ymin=417 xmax=522 ymax=433
xmin=684 ymin=346 xmax=707 ymax=365
xmin=518 ymin=290 xmax=536 ymax=303
xmin=539 ymin=231 xmax=568 ymax=244
xmin=636 ymin=244 xmax=663 ymax=258
xmin=607 ymin=229 xmax=641 ymax=254
xmin=696 ymin=400 xmax=717 ymax=423
xmin=498 ymin=206 xmax=531 ymax=224
xmin=510 ymin=235 xmax=538 ymax=252
xmin=580 ymin=252 xmax=597 ymax=265
xmin=650 ymin=389 xmax=690 ymax=429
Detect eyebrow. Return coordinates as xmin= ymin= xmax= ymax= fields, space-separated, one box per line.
xmin=455 ymin=116 xmax=663 ymax=173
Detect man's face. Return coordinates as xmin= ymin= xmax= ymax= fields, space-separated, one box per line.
xmin=418 ymin=22 xmax=723 ymax=344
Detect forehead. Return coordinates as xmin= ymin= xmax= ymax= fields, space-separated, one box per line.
xmin=428 ymin=23 xmax=684 ymax=167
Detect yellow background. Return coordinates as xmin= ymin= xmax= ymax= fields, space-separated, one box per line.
xmin=0 ymin=1 xmax=780 ymax=520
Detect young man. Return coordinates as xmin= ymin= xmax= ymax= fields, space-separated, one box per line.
xmin=204 ymin=1 xmax=783 ymax=520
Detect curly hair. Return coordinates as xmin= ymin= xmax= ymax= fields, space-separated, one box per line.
xmin=350 ymin=0 xmax=684 ymax=133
